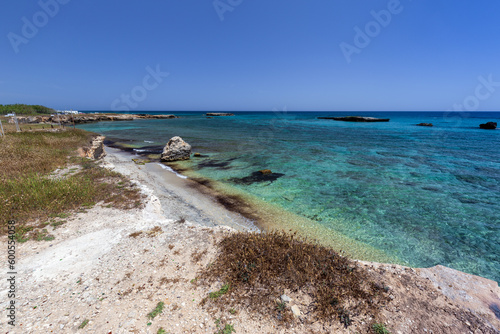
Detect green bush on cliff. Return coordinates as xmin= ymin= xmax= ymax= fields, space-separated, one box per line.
xmin=0 ymin=104 xmax=56 ymax=115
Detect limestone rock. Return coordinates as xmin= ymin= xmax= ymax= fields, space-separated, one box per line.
xmin=280 ymin=294 xmax=292 ymax=303
xmin=418 ymin=265 xmax=500 ymax=327
xmin=140 ymin=114 xmax=177 ymax=119
xmin=83 ymin=136 xmax=106 ymax=160
xmin=290 ymin=305 xmax=301 ymax=317
xmin=161 ymin=136 xmax=192 ymax=162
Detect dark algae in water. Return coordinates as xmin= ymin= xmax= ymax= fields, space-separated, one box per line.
xmin=229 ymin=171 xmax=285 ymax=185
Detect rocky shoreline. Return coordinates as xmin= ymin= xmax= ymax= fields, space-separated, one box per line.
xmin=3 ymin=113 xmax=177 ymax=126
xmin=2 ymin=145 xmax=498 ymax=333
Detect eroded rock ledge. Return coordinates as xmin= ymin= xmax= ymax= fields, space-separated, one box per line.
xmin=205 ymin=113 xmax=235 ymax=116
xmin=6 ymin=113 xmax=177 ymax=125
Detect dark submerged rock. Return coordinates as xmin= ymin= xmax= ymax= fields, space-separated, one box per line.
xmin=229 ymin=171 xmax=285 ymax=185
xmin=197 ymin=159 xmax=233 ymax=169
xmin=317 ymin=116 xmax=390 ymax=122
xmin=417 ymin=123 xmax=433 ymax=127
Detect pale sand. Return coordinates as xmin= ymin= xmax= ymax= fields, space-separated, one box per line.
xmin=1 ymin=147 xmax=498 ymax=333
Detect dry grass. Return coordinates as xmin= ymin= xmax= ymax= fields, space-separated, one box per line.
xmin=200 ymin=231 xmax=390 ymax=329
xmin=0 ymin=125 xmax=143 ymax=239
xmin=0 ymin=126 xmax=92 ymax=177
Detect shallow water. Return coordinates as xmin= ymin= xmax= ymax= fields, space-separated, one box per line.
xmin=78 ymin=111 xmax=500 ymax=281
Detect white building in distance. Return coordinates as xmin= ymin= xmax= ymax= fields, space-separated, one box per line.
xmin=57 ymin=110 xmax=79 ymax=114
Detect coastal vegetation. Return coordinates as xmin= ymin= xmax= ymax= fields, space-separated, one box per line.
xmin=0 ymin=120 xmax=142 ymax=241
xmin=0 ymin=104 xmax=55 ymax=115
xmin=373 ymin=323 xmax=391 ymax=334
xmin=78 ymin=319 xmax=89 ymax=329
xmin=200 ymin=231 xmax=391 ymax=330
xmin=147 ymin=302 xmax=165 ymax=320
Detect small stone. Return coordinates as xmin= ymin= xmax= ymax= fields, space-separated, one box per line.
xmin=291 ymin=305 xmax=301 ymax=317
xmin=280 ymin=294 xmax=292 ymax=303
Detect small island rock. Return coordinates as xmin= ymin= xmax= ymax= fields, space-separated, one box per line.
xmin=206 ymin=113 xmax=235 ymax=116
xmin=160 ymin=136 xmax=192 ymax=161
xmin=317 ymin=116 xmax=389 ymax=122
xmin=259 ymin=169 xmax=273 ymax=175
xmin=416 ymin=123 xmax=433 ymax=127
xmin=479 ymin=122 xmax=497 ymax=130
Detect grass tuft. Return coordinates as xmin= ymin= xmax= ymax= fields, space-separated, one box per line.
xmin=78 ymin=319 xmax=89 ymax=329
xmin=215 ymin=323 xmax=235 ymax=334
xmin=147 ymin=301 xmax=165 ymax=319
xmin=372 ymin=323 xmax=391 ymax=334
xmin=209 ymin=283 xmax=230 ymax=299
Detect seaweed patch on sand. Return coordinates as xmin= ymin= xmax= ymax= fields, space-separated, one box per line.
xmin=188 ymin=177 xmax=261 ymax=223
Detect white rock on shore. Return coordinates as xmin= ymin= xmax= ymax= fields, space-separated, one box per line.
xmin=160 ymin=136 xmax=192 ymax=162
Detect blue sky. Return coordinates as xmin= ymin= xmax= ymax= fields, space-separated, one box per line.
xmin=1 ymin=1 xmax=500 ymax=111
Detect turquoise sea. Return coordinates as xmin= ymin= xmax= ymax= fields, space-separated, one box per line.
xmin=77 ymin=111 xmax=500 ymax=282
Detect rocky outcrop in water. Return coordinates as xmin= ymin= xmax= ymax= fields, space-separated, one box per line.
xmin=318 ymin=116 xmax=390 ymax=122
xmin=136 ymin=114 xmax=177 ymax=119
xmin=479 ymin=122 xmax=497 ymax=130
xmin=205 ymin=113 xmax=235 ymax=116
xmin=82 ymin=136 xmax=106 ymax=160
xmin=7 ymin=113 xmax=178 ymax=125
xmin=160 ymin=136 xmax=192 ymax=162
xmin=416 ymin=123 xmax=433 ymax=127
